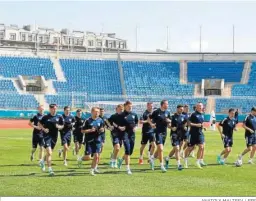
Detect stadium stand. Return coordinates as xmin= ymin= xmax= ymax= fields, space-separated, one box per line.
xmin=0 ymin=56 xmax=56 ymax=79
xmin=122 ymin=61 xmax=194 ymax=96
xmin=0 ymin=80 xmax=38 ymax=109
xmin=187 ymin=62 xmax=244 ymax=82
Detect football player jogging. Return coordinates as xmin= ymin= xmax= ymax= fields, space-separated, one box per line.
xmin=108 ymin=104 xmax=124 ymax=168
xmin=82 ymin=107 xmax=104 ymax=176
xmin=29 ymin=105 xmax=45 ymax=163
xmin=99 ymin=108 xmax=107 ymax=155
xmin=38 ymin=104 xmax=64 ymax=176
xmin=60 ymin=106 xmax=75 ymax=166
xmin=138 ymin=102 xmax=156 ymax=164
xmin=184 ymin=102 xmax=206 ymax=169
xmin=73 ymin=109 xmax=85 ymax=160
xmin=117 ymin=101 xmax=139 ymax=175
xmin=165 ymin=105 xmax=186 ymax=170
xmin=148 ymin=100 xmax=171 ymax=172
xmin=236 ymin=107 xmax=256 ymax=165
xmin=217 ymin=108 xmax=237 ymax=165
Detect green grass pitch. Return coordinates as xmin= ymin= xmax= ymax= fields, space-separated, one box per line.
xmin=0 ymin=128 xmax=255 ymax=196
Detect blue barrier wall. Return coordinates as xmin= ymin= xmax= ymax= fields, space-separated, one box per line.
xmin=0 ymin=110 xmax=247 ymax=122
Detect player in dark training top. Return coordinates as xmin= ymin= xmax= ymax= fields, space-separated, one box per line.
xmin=108 ymin=104 xmax=124 ymax=168
xmin=60 ymin=106 xmax=75 ymax=166
xmin=165 ymin=105 xmax=186 ymax=170
xmin=73 ymin=109 xmax=85 ymax=160
xmin=28 ymin=105 xmax=45 ymax=164
xmin=39 ymin=104 xmax=64 ymax=176
xmin=99 ymin=108 xmax=108 ymax=154
xmin=81 ymin=107 xmax=104 ymax=176
xmin=148 ymin=100 xmax=171 ymax=172
xmin=116 ymin=101 xmax=138 ymax=175
xmin=217 ymin=108 xmax=237 ymax=165
xmin=236 ymin=107 xmax=256 ymax=165
xmin=138 ymin=102 xmax=156 ymax=165
xmin=184 ymin=102 xmax=207 ymax=169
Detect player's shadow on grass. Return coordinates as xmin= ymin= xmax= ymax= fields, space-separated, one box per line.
xmin=0 ymin=173 xmax=37 ymax=177
xmin=0 ymin=164 xmax=40 ymax=167
xmin=206 ymin=162 xmax=235 ymax=167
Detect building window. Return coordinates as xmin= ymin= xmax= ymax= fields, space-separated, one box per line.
xmin=10 ymin=33 xmax=16 ymax=40
xmin=0 ymin=32 xmax=4 ymax=39
xmin=78 ymin=39 xmax=83 ymax=46
xmin=97 ymin=41 xmax=102 ymax=47
xmin=39 ymin=36 xmax=43 ymax=43
xmin=45 ymin=36 xmax=49 ymax=43
xmin=21 ymin=34 xmax=26 ymax=41
xmin=88 ymin=40 xmax=94 ymax=46
xmin=53 ymin=37 xmax=58 ymax=44
xmin=28 ymin=35 xmax=32 ymax=42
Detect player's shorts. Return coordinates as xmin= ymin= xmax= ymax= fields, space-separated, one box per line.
xmin=141 ymin=132 xmax=155 ymax=145
xmin=171 ymin=133 xmax=182 ymax=147
xmin=51 ymin=135 xmax=58 ymax=150
xmin=123 ymin=132 xmax=135 ymax=155
xmin=73 ymin=132 xmax=84 ymax=144
xmin=180 ymin=131 xmax=189 ymax=141
xmin=187 ymin=133 xmax=205 ymax=147
xmin=43 ymin=135 xmax=52 ymax=149
xmin=155 ymin=132 xmax=167 ymax=145
xmin=61 ymin=131 xmax=71 ymax=146
xmin=245 ymin=134 xmax=256 ymax=147
xmin=222 ymin=136 xmax=233 ymax=148
xmin=100 ymin=133 xmax=106 ymax=143
xmin=32 ymin=132 xmax=44 ymax=148
xmin=84 ymin=139 xmax=102 ymax=155
xmin=111 ymin=132 xmax=123 ymax=147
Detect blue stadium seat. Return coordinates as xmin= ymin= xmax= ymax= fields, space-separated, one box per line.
xmin=0 ymin=56 xmax=56 ymax=79
xmin=188 ymin=62 xmax=244 ymax=82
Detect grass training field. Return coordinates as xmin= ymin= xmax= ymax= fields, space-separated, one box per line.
xmin=0 ymin=127 xmax=255 ymax=196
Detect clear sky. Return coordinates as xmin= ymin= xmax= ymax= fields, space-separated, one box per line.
xmin=0 ymin=1 xmax=256 ymax=52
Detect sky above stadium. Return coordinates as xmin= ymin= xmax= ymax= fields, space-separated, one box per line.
xmin=0 ymin=1 xmax=256 ymax=52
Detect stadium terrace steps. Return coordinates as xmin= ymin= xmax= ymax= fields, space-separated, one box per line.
xmin=117 ymin=56 xmax=127 ymax=97
xmin=34 ymin=94 xmax=48 ymax=108
xmin=50 ymin=57 xmax=66 ymax=82
xmin=222 ymin=84 xmax=232 ymax=97
xmin=206 ymin=97 xmax=215 ymax=113
xmin=240 ymin=61 xmax=251 ymax=84
xmin=179 ymin=61 xmax=188 ymax=84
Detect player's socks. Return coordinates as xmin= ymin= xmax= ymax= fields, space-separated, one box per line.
xmin=248 ymin=158 xmax=254 ymax=164
xmin=165 ymin=156 xmax=170 ymax=169
xmin=191 ymin=151 xmax=195 ymax=158
xmin=39 ymin=160 xmax=45 ymax=171
xmin=200 ymin=159 xmax=207 ymax=166
xmin=220 ymin=158 xmax=226 ymax=165
xmin=184 ymin=158 xmax=188 ymax=168
xmin=149 ymin=156 xmax=155 ymax=170
xmin=58 ymin=149 xmax=63 ymax=158
xmin=238 ymin=154 xmax=243 ymax=160
xmin=196 ymin=160 xmax=202 ymax=169
xmin=147 ymin=151 xmax=151 ymax=159
xmin=139 ymin=155 xmax=143 ymax=164
xmin=48 ymin=167 xmax=54 ymax=176
xmin=177 ymin=160 xmax=183 ymax=170
xmin=64 ymin=160 xmax=68 ymax=166
xmin=160 ymin=163 xmax=167 ymax=173
xmin=126 ymin=165 xmax=132 ymax=175
xmin=117 ymin=157 xmax=123 ymax=169
xmin=217 ymin=155 xmax=221 ymax=164
xmin=94 ymin=165 xmax=100 ymax=173
xmin=90 ymin=168 xmax=96 ymax=176
xmin=77 ymin=156 xmax=82 ymax=168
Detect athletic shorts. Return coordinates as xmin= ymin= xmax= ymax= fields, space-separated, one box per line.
xmin=61 ymin=131 xmax=71 ymax=146
xmin=100 ymin=133 xmax=106 ymax=143
xmin=141 ymin=132 xmax=155 ymax=145
xmin=222 ymin=136 xmax=233 ymax=148
xmin=188 ymin=133 xmax=205 ymax=147
xmin=32 ymin=133 xmax=44 ymax=148
xmin=171 ymin=133 xmax=182 ymax=147
xmin=180 ymin=131 xmax=189 ymax=141
xmin=84 ymin=139 xmax=101 ymax=155
xmin=155 ymin=132 xmax=167 ymax=145
xmin=43 ymin=135 xmax=52 ymax=149
xmin=245 ymin=134 xmax=256 ymax=147
xmin=111 ymin=132 xmax=123 ymax=147
xmin=123 ymin=132 xmax=135 ymax=155
xmin=51 ymin=135 xmax=58 ymax=150
xmin=73 ymin=132 xmax=84 ymax=144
